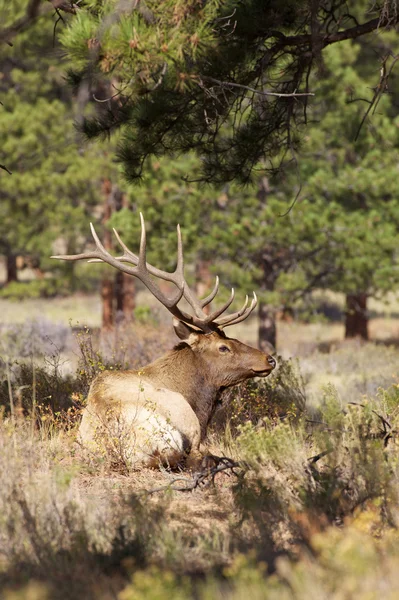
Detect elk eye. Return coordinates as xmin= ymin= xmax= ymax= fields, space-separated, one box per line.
xmin=218 ymin=345 xmax=230 ymax=353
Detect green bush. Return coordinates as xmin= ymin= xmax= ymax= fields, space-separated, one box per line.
xmin=213 ymin=357 xmax=306 ymax=432
xmin=232 ymin=383 xmax=399 ymax=541
xmin=0 ymin=279 xmax=68 ymax=300
xmin=0 ymin=359 xmax=79 ymax=427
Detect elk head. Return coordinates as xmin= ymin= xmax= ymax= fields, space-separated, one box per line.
xmin=172 ymin=320 xmax=276 ymax=389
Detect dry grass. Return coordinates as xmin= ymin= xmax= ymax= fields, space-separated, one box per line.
xmin=0 ymin=416 xmax=240 ymax=599
xmin=2 ymin=374 xmax=399 ymax=599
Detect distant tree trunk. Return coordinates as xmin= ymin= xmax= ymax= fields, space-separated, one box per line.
xmin=101 ymin=278 xmax=114 ymax=329
xmin=113 ymin=185 xmax=135 ymax=322
xmin=123 ymin=274 xmax=136 ymax=320
xmin=258 ymin=301 xmax=276 ymax=352
xmin=30 ymin=256 xmax=45 ymax=279
xmin=256 ymin=176 xmax=277 ymax=352
xmin=345 ymin=293 xmax=368 ymax=340
xmin=115 ymin=272 xmax=136 ymax=322
xmin=101 ymin=179 xmax=114 ymax=329
xmin=6 ymin=254 xmax=17 ymax=283
xmin=195 ymin=259 xmax=212 ymax=315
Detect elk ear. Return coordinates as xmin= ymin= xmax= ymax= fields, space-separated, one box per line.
xmin=173 ymin=319 xmax=202 ymax=341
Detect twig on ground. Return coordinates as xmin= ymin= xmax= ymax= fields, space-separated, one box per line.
xmin=308 ymin=449 xmax=332 ymax=465
xmin=143 ymin=455 xmax=245 ymax=495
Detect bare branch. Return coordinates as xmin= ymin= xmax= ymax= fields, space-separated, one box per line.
xmin=0 ymin=165 xmax=12 ymax=175
xmin=201 ymin=77 xmax=315 ymax=98
xmin=274 ymin=13 xmax=399 ymax=51
xmin=355 ymin=53 xmax=399 ymax=140
xmin=0 ymin=0 xmax=77 ymax=45
xmin=142 ymin=455 xmax=244 ymax=494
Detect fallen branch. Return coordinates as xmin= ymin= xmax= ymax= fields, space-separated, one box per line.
xmin=143 ymin=455 xmax=245 ymax=495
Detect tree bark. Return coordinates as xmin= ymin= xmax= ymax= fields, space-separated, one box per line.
xmin=258 ymin=301 xmax=276 ymax=352
xmin=256 ymin=176 xmax=278 ymax=352
xmin=345 ymin=293 xmax=368 ymax=340
xmin=101 ymin=278 xmax=114 ymax=330
xmin=6 ymin=254 xmax=17 ymax=283
xmin=115 ymin=271 xmax=136 ymax=322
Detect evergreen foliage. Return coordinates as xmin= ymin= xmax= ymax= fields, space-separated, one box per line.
xmin=59 ymin=0 xmax=399 ymax=184
xmin=0 ymin=4 xmax=118 ymax=285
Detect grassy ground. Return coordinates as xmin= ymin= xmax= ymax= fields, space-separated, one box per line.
xmin=0 ymin=294 xmax=103 ymax=327
xmin=1 ymin=293 xmax=399 ymax=598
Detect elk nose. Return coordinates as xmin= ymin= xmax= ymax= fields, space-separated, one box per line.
xmin=267 ymin=356 xmax=276 ymax=369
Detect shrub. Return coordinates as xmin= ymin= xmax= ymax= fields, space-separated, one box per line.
xmin=75 ymin=321 xmax=175 ymax=397
xmin=0 ymin=279 xmax=68 ymax=300
xmin=0 ymin=357 xmax=79 ymax=425
xmin=0 ymin=418 xmax=169 ymax=600
xmin=231 ymin=383 xmax=399 ymax=550
xmin=213 ymin=357 xmax=306 ymax=433
xmin=0 ymin=318 xmax=71 ymax=360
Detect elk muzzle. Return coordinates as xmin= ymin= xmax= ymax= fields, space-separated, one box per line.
xmin=250 ymin=353 xmax=276 ymax=376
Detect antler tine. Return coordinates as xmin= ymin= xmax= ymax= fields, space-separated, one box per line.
xmin=110 ymin=218 xmax=185 ymax=288
xmin=175 ymin=223 xmax=185 ymax=280
xmin=134 ymin=212 xmax=186 ymax=308
xmin=200 ymin=276 xmax=219 ymax=308
xmin=138 ymin=212 xmax=147 ymax=269
xmin=217 ymin=292 xmax=258 ymax=328
xmin=51 ymin=251 xmax=99 ymax=261
xmin=214 ymin=293 xmax=248 ymax=326
xmin=112 ymin=227 xmax=139 ymax=263
xmin=52 ymin=215 xmax=259 ymax=333
xmin=204 ymin=288 xmax=235 ymax=323
xmin=85 ymin=225 xmax=139 ymax=265
xmin=90 ymin=222 xmax=107 ymax=254
xmin=51 ymin=223 xmax=117 ymax=264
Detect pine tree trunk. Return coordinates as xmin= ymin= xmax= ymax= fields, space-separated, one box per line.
xmin=115 ymin=271 xmax=124 ymax=321
xmin=115 ymin=271 xmax=136 ymax=322
xmin=258 ymin=301 xmax=276 ymax=352
xmin=101 ymin=278 xmax=114 ymax=329
xmin=6 ymin=254 xmax=17 ymax=283
xmin=256 ymin=176 xmax=278 ymax=352
xmin=345 ymin=293 xmax=369 ymax=340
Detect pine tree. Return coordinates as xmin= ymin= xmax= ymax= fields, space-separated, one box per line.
xmin=103 ymin=26 xmax=399 ymax=349
xmin=200 ymin=39 xmax=399 ymax=347
xmin=0 ymin=4 xmax=117 ymax=292
xmin=59 ymin=1 xmax=399 ymax=184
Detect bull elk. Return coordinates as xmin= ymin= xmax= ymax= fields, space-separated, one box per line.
xmin=52 ymin=215 xmax=276 ymax=468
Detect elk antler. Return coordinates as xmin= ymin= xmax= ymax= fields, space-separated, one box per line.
xmin=51 ymin=213 xmax=257 ymax=332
